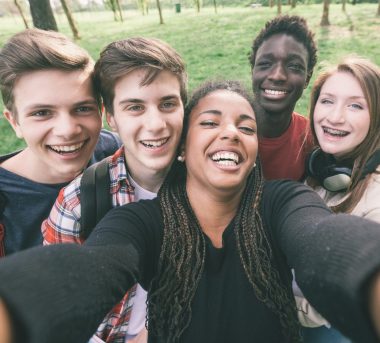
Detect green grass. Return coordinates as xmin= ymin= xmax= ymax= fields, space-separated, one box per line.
xmin=0 ymin=4 xmax=379 ymax=154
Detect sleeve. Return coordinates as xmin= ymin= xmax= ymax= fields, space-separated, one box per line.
xmin=0 ymin=200 xmax=161 ymax=343
xmin=262 ymin=180 xmax=380 ymax=342
xmin=42 ymin=176 xmax=84 ymax=245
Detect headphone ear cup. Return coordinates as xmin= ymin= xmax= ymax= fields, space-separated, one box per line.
xmin=306 ymin=148 xmax=353 ymax=192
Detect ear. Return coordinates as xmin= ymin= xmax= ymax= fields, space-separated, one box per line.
xmin=3 ymin=109 xmax=23 ymax=139
xmin=177 ymin=143 xmax=186 ymax=162
xmin=106 ymin=112 xmax=117 ymax=132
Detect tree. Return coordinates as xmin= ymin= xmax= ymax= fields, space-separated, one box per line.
xmin=14 ymin=0 xmax=29 ymax=28
xmin=377 ymin=0 xmax=380 ymax=16
xmin=60 ymin=0 xmax=80 ymax=39
xmin=156 ymin=0 xmax=163 ymax=24
xmin=115 ymin=0 xmax=123 ymax=21
xmin=291 ymin=0 xmax=296 ymax=8
xmin=28 ymin=0 xmax=58 ymax=31
xmin=213 ymin=0 xmax=217 ymax=13
xmin=320 ymin=0 xmax=330 ymax=26
xmin=342 ymin=0 xmax=346 ymax=12
xmin=277 ymin=0 xmax=282 ymax=14
xmin=195 ymin=0 xmax=201 ymax=12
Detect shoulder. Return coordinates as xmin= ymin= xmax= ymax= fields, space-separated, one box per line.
xmin=91 ymin=129 xmax=122 ymax=164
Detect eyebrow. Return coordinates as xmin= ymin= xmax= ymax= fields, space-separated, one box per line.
xmin=118 ymin=94 xmax=180 ymax=106
xmin=25 ymin=98 xmax=97 ymax=112
xmin=257 ymin=52 xmax=306 ymax=62
xmin=320 ymin=92 xmax=366 ymax=100
xmin=199 ymin=110 xmax=256 ymax=121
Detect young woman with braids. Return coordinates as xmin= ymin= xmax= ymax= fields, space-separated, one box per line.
xmin=2 ymin=80 xmax=380 ymax=343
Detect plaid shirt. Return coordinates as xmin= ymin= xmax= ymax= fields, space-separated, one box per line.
xmin=42 ymin=147 xmax=139 ymax=343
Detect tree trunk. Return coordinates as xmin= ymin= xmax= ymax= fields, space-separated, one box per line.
xmin=277 ymin=0 xmax=281 ymax=14
xmin=28 ymin=0 xmax=58 ymax=31
xmin=377 ymin=0 xmax=380 ymax=16
xmin=320 ymin=0 xmax=330 ymax=26
xmin=14 ymin=0 xmax=29 ymax=28
xmin=342 ymin=0 xmax=346 ymax=11
xmin=270 ymin=0 xmax=274 ymax=7
xmin=115 ymin=0 xmax=123 ymax=21
xmin=195 ymin=0 xmax=200 ymax=12
xmin=60 ymin=0 xmax=80 ymax=39
xmin=213 ymin=0 xmax=217 ymax=13
xmin=156 ymin=0 xmax=164 ymax=24
xmin=291 ymin=0 xmax=296 ymax=8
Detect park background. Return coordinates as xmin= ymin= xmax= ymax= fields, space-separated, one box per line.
xmin=0 ymin=0 xmax=379 ymax=154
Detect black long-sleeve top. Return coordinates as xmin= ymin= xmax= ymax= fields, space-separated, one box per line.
xmin=0 ymin=180 xmax=379 ymax=342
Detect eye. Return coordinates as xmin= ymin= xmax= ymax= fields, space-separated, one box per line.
xmin=288 ymin=63 xmax=305 ymax=72
xmin=200 ymin=120 xmax=218 ymax=127
xmin=239 ymin=126 xmax=256 ymax=135
xmin=31 ymin=110 xmax=51 ymax=117
xmin=319 ymin=98 xmax=333 ymax=105
xmin=75 ymin=106 xmax=97 ymax=114
xmin=126 ymin=104 xmax=144 ymax=112
xmin=348 ymin=103 xmax=364 ymax=110
xmin=160 ymin=101 xmax=178 ymax=111
xmin=255 ymin=60 xmax=272 ymax=69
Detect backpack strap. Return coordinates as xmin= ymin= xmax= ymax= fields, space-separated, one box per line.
xmin=80 ymin=158 xmax=112 ymax=240
xmin=0 ymin=192 xmax=6 ymax=257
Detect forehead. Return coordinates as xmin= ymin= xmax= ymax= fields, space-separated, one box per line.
xmin=255 ymin=33 xmax=308 ymax=62
xmin=192 ymin=90 xmax=255 ymax=118
xmin=113 ymin=69 xmax=181 ymax=99
xmin=321 ymin=71 xmax=364 ymax=95
xmin=13 ymin=69 xmax=94 ymax=108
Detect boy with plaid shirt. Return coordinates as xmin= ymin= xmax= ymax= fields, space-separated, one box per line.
xmin=42 ymin=37 xmax=187 ymax=343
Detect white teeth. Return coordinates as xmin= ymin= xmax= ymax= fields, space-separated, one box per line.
xmin=141 ymin=138 xmax=168 ymax=148
xmin=211 ymin=152 xmax=239 ymax=165
xmin=49 ymin=142 xmax=84 ymax=153
xmin=323 ymin=127 xmax=349 ymax=136
xmin=264 ymin=89 xmax=287 ymax=95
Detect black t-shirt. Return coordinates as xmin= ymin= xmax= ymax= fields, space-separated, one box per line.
xmin=0 ymin=180 xmax=379 ymax=343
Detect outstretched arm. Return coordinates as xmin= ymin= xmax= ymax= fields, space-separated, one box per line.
xmin=0 ymin=299 xmax=11 ymax=343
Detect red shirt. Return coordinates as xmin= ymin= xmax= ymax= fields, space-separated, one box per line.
xmin=258 ymin=112 xmax=314 ymax=181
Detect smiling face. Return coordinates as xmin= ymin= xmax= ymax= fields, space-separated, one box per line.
xmin=4 ymin=69 xmax=102 ymax=183
xmin=252 ymin=34 xmax=309 ymax=117
xmin=313 ymin=71 xmax=370 ymax=159
xmin=108 ymin=69 xmax=184 ymax=189
xmin=184 ymin=90 xmax=258 ymax=195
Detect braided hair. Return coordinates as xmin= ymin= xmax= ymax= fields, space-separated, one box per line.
xmin=147 ymin=80 xmax=301 ymax=342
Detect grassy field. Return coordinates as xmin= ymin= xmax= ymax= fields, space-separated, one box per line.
xmin=0 ymin=4 xmax=379 ymax=154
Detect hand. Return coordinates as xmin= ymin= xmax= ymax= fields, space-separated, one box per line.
xmin=127 ymin=327 xmax=148 ymax=343
xmin=369 ymin=272 xmax=380 ymax=338
xmin=0 ymin=299 xmax=11 ymax=343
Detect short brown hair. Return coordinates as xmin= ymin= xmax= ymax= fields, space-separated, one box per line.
xmin=0 ymin=28 xmax=95 ymax=116
xmin=94 ymin=37 xmax=187 ymax=115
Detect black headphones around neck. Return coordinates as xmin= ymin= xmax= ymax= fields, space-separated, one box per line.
xmin=306 ymin=148 xmax=380 ymax=192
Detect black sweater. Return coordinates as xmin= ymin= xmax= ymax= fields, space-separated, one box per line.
xmin=0 ymin=180 xmax=379 ymax=342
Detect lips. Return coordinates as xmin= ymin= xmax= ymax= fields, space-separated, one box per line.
xmin=48 ymin=140 xmax=87 ymax=154
xmin=264 ymin=88 xmax=288 ymax=96
xmin=322 ymin=126 xmax=349 ymax=137
xmin=211 ymin=150 xmax=241 ymax=166
xmin=140 ymin=137 xmax=169 ymax=148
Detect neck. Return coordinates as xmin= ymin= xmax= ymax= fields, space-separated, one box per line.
xmin=255 ymin=105 xmax=293 ymax=138
xmin=126 ymin=162 xmax=168 ymax=194
xmin=186 ymin=182 xmax=243 ymax=248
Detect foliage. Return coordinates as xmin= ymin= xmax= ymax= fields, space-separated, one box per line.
xmin=0 ymin=4 xmax=379 ymax=154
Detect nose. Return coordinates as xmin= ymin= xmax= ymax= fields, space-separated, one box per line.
xmin=144 ymin=108 xmax=167 ymax=132
xmin=268 ymin=63 xmax=287 ymax=82
xmin=53 ymin=113 xmax=82 ymax=138
xmin=220 ymin=123 xmax=239 ymax=142
xmin=326 ymin=104 xmax=345 ymax=124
